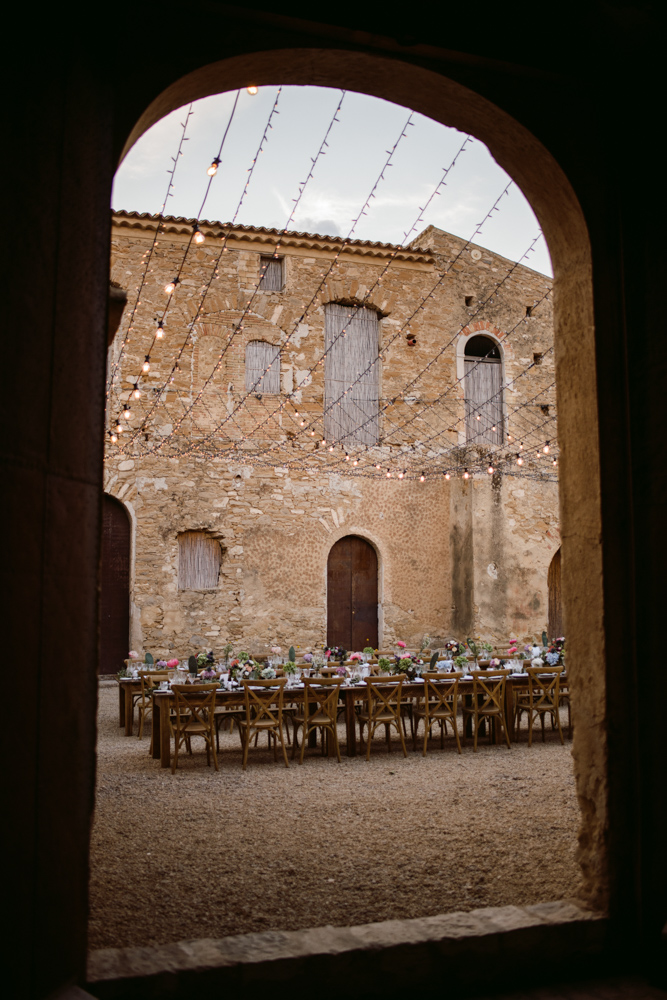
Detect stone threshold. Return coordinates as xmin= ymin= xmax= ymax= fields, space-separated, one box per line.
xmin=86 ymin=900 xmax=607 ymax=999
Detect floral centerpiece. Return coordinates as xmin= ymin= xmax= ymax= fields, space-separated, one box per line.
xmin=545 ymin=636 xmax=565 ymax=666
xmin=397 ymin=656 xmax=419 ymax=680
xmin=349 ymin=652 xmax=362 ymax=664
xmin=489 ymin=657 xmax=503 ymax=669
xmin=444 ymin=639 xmax=466 ymax=657
xmin=363 ymin=646 xmax=375 ymax=662
xmin=197 ymin=651 xmax=215 ymax=671
xmin=395 ymin=640 xmax=407 ymax=656
xmin=454 ymin=654 xmax=469 ymax=672
xmin=302 ymin=652 xmax=313 ymax=664
xmin=324 ymin=645 xmax=347 ymax=662
xmin=283 ymin=660 xmax=297 ymax=676
xmin=418 ymin=635 xmax=431 ymax=654
xmin=481 ymin=641 xmax=493 ymax=657
xmin=378 ymin=657 xmax=393 ymax=673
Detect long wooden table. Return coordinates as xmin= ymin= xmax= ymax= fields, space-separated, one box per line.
xmin=145 ymin=675 xmax=547 ymax=768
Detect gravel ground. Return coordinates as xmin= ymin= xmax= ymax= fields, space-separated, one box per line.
xmin=89 ymin=684 xmax=582 ymax=951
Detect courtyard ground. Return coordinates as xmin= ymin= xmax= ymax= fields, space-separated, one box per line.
xmin=89 ymin=683 xmax=582 ymax=951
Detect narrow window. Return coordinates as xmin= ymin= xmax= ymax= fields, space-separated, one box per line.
xmin=259 ymin=255 xmax=284 ymax=291
xmin=463 ymin=334 xmax=503 ymax=446
xmin=178 ymin=531 xmax=222 ymax=590
xmin=245 ymin=340 xmax=281 ymax=394
xmin=324 ymin=303 xmax=380 ymax=446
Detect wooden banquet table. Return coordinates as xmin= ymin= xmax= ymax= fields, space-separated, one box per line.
xmin=142 ymin=674 xmax=554 ymax=768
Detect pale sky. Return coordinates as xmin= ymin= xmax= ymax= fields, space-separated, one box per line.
xmin=113 ymin=86 xmax=552 ymax=277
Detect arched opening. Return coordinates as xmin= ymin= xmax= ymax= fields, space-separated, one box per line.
xmin=100 ymin=494 xmax=131 ymax=675
xmin=327 ymin=535 xmax=378 ymax=650
xmin=463 ymin=334 xmax=503 ymax=446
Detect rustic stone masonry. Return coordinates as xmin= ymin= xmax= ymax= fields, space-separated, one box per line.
xmin=106 ymin=212 xmax=558 ymax=658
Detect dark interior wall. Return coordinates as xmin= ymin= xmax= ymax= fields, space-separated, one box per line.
xmin=2 ymin=4 xmax=665 ymax=997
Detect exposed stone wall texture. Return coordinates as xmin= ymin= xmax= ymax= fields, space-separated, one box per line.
xmin=106 ymin=213 xmax=558 ymax=658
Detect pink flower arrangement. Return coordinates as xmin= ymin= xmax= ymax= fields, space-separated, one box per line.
xmin=129 ymin=650 xmax=139 ymax=659
xmin=397 ymin=641 xmax=406 ymax=649
xmin=349 ymin=652 xmax=362 ymax=661
xmin=270 ymin=646 xmax=281 ymax=654
xmin=167 ymin=659 xmax=179 ymax=668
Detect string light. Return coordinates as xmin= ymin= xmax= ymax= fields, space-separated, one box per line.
xmin=444 ymin=472 xmax=451 ymax=480
xmin=133 ymin=384 xmax=141 ymax=399
xmin=517 ymin=454 xmax=523 ymax=465
xmin=122 ymin=404 xmax=131 ymax=420
xmin=156 ymin=323 xmax=165 ymax=339
xmin=193 ymin=225 xmax=205 ymax=245
xmin=543 ymin=441 xmax=550 ymax=453
xmin=207 ymin=158 xmax=220 ymax=176
xmin=463 ymin=469 xmax=470 ymax=479
xmin=247 ymin=85 xmax=258 ymax=95
xmin=143 ymin=356 xmax=150 ymax=373
xmin=164 ymin=278 xmax=178 ymax=295
xmin=487 ymin=465 xmax=494 ymax=474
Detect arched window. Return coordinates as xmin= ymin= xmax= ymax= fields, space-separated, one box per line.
xmin=245 ymin=340 xmax=280 ymax=394
xmin=324 ymin=303 xmax=379 ymax=446
xmin=463 ymin=334 xmax=503 ymax=445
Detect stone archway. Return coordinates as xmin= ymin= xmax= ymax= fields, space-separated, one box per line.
xmin=117 ymin=51 xmax=604 ymax=909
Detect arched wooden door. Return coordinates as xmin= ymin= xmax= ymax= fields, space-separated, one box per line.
xmin=100 ymin=495 xmax=131 ymax=674
xmin=327 ymin=535 xmax=378 ymax=650
xmin=548 ymin=547 xmax=563 ymax=639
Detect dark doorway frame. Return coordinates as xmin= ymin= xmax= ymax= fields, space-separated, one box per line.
xmin=327 ymin=535 xmax=379 ymax=650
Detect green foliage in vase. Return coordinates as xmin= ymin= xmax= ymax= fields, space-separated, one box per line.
xmin=363 ymin=646 xmax=375 ymax=655
xmin=378 ymin=657 xmax=393 ymax=673
xmin=288 ymin=645 xmax=296 ymax=663
xmin=283 ymin=661 xmax=297 ymax=675
xmin=454 ymin=654 xmax=469 ymax=670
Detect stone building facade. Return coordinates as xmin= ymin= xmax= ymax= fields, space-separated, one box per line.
xmin=104 ymin=211 xmax=559 ymax=661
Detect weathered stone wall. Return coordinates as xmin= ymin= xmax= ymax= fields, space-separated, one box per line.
xmin=106 ymin=213 xmax=558 ymax=658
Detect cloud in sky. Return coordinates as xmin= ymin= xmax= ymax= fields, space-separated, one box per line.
xmin=113 ymin=86 xmax=552 ymax=276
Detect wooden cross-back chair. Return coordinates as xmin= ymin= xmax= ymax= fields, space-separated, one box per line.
xmin=462 ymin=669 xmax=511 ymax=750
xmin=291 ymin=676 xmax=344 ymax=763
xmin=413 ymin=672 xmax=462 ymax=756
xmin=515 ymin=666 xmax=565 ymax=745
xmin=239 ymin=679 xmax=289 ymax=770
xmin=136 ymin=671 xmax=169 ymax=743
xmin=358 ymin=675 xmax=407 ymax=760
xmin=170 ymin=683 xmax=219 ymax=774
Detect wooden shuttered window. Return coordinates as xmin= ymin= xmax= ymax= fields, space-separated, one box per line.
xmin=245 ymin=340 xmax=281 ymax=394
xmin=259 ymin=255 xmax=284 ymax=291
xmin=463 ymin=336 xmax=503 ymax=446
xmin=178 ymin=531 xmax=222 ymax=590
xmin=324 ymin=303 xmax=380 ymax=447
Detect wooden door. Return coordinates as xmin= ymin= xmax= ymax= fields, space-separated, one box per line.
xmin=327 ymin=536 xmax=378 ymax=650
xmin=548 ymin=547 xmax=563 ymax=639
xmin=100 ymin=495 xmax=131 ymax=674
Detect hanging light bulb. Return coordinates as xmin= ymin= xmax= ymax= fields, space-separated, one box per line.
xmin=553 ymin=457 xmax=558 ymax=467
xmin=164 ymin=277 xmax=179 ymax=295
xmin=375 ymin=464 xmax=381 ymax=470
xmin=492 ymin=425 xmax=497 ymax=433
xmin=110 ymin=431 xmax=117 ymax=444
xmin=517 ymin=454 xmax=523 ymax=466
xmin=487 ymin=465 xmax=494 ymax=474
xmin=192 ymin=225 xmax=205 ymax=245
xmin=328 ymin=445 xmax=334 ymax=452
xmin=519 ymin=441 xmax=524 ymax=450
xmin=115 ymin=421 xmax=123 ymax=434
xmin=321 ymin=439 xmax=326 ymax=446
xmin=420 ymin=473 xmax=425 ymax=482
xmin=444 ymin=472 xmax=451 ymax=480
xmin=353 ymin=459 xmax=358 ymax=467
xmin=156 ymin=322 xmax=164 ymax=339
xmin=300 ymin=421 xmax=305 ymax=427
xmin=123 ymin=405 xmax=131 ymax=420
xmin=133 ymin=385 xmax=141 ymax=399
xmin=386 ymin=471 xmax=391 ymax=478
xmin=463 ymin=470 xmax=470 ymax=480
xmin=398 ymin=470 xmax=404 ymax=479
xmin=543 ymin=441 xmax=550 ymax=454
xmin=476 ymin=413 xmax=481 ymax=421
xmin=207 ymin=158 xmax=220 ymax=176
xmin=247 ymin=84 xmax=258 ymax=95
xmin=142 ymin=356 xmax=151 ymax=373
xmin=345 ymin=454 xmax=349 ymax=461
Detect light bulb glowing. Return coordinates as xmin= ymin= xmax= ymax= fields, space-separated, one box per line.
xmin=115 ymin=422 xmax=123 ymax=433
xmin=247 ymin=85 xmax=258 ymax=95
xmin=398 ymin=471 xmax=404 ymax=479
xmin=476 ymin=414 xmax=481 ymax=421
xmin=321 ymin=439 xmax=326 ymax=446
xmin=519 ymin=442 xmax=524 ymax=450
xmin=310 ymin=430 xmax=315 ymax=436
xmin=375 ymin=464 xmax=381 ymax=470
xmin=487 ymin=465 xmax=494 ymax=475
xmin=386 ymin=471 xmax=391 ymax=478
xmin=517 ymin=455 xmax=523 ymax=465
xmin=345 ymin=454 xmax=349 ymax=461
xmin=353 ymin=459 xmax=358 ymax=466
xmin=156 ymin=323 xmax=164 ymax=339
xmin=445 ymin=472 xmax=451 ymax=480
xmin=142 ymin=357 xmax=151 ymax=373
xmin=133 ymin=386 xmax=141 ymax=398
xmin=110 ymin=432 xmax=117 ymax=443
xmin=328 ymin=445 xmax=334 ymax=452
xmin=193 ymin=227 xmax=205 ymax=244
xmin=207 ymin=159 xmax=220 ymax=176
xmin=123 ymin=406 xmax=131 ymax=420
xmin=543 ymin=442 xmax=550 ymax=453
xmin=420 ymin=473 xmax=425 ymax=482
xmin=463 ymin=470 xmax=470 ymax=480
